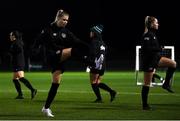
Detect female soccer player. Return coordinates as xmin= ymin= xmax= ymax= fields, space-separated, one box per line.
xmin=9 ymin=30 xmax=37 ymax=99
xmin=141 ymin=16 xmax=176 ymax=110
xmin=34 ymin=9 xmax=89 ymax=117
xmin=86 ymin=24 xmax=116 ymax=103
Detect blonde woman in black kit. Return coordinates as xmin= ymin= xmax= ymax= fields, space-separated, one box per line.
xmin=141 ymin=16 xmax=176 ymax=110
xmin=34 ymin=9 xmax=89 ymax=117
xmin=9 ymin=31 xmax=37 ymax=100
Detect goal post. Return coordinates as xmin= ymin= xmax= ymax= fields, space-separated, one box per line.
xmin=135 ymin=45 xmax=175 ymax=86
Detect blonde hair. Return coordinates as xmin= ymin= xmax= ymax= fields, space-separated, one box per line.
xmin=54 ymin=9 xmax=69 ymax=22
xmin=144 ymin=16 xmax=149 ymax=33
xmin=144 ymin=16 xmax=156 ymax=33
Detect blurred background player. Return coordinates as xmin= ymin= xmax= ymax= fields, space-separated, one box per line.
xmin=141 ymin=16 xmax=176 ymax=110
xmin=9 ymin=30 xmax=37 ymax=99
xmin=85 ymin=24 xmax=116 ymax=103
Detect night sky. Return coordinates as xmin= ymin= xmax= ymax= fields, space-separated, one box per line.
xmin=0 ymin=0 xmax=179 ymax=70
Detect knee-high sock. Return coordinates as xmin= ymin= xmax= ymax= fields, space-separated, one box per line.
xmin=153 ymin=74 xmax=161 ymax=80
xmin=91 ymin=84 xmax=101 ymax=100
xmin=19 ymin=77 xmax=35 ymax=91
xmin=13 ymin=79 xmax=23 ymax=96
xmin=164 ymin=67 xmax=176 ymax=86
xmin=98 ymin=83 xmax=113 ymax=92
xmin=45 ymin=83 xmax=59 ymax=109
xmin=152 ymin=74 xmax=155 ymax=82
xmin=141 ymin=86 xmax=149 ymax=107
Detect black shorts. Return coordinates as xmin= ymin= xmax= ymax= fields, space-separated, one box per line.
xmin=46 ymin=53 xmax=65 ymax=73
xmin=142 ymin=54 xmax=161 ymax=72
xmin=90 ymin=69 xmax=105 ymax=76
xmin=12 ymin=66 xmax=24 ymax=72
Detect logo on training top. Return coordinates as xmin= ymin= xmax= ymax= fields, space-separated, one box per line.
xmin=41 ymin=30 xmax=45 ymax=34
xmin=53 ymin=33 xmax=57 ymax=36
xmin=144 ymin=37 xmax=149 ymax=40
xmin=153 ymin=36 xmax=156 ymax=39
xmin=61 ymin=33 xmax=66 ymax=38
xmin=100 ymin=45 xmax=105 ymax=51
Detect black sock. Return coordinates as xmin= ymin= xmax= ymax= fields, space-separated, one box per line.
xmin=164 ymin=67 xmax=176 ymax=86
xmin=13 ymin=79 xmax=23 ymax=96
xmin=19 ymin=77 xmax=35 ymax=91
xmin=45 ymin=83 xmax=59 ymax=109
xmin=153 ymin=73 xmax=161 ymax=80
xmin=91 ymin=84 xmax=101 ymax=100
xmin=152 ymin=75 xmax=155 ymax=82
xmin=98 ymin=83 xmax=113 ymax=93
xmin=141 ymin=86 xmax=149 ymax=107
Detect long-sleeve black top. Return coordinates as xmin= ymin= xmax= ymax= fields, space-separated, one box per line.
xmin=34 ymin=23 xmax=87 ymax=56
xmin=9 ymin=40 xmax=25 ymax=68
xmin=141 ymin=29 xmax=161 ymax=57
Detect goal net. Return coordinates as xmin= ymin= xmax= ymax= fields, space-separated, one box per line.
xmin=135 ymin=46 xmax=175 ymax=86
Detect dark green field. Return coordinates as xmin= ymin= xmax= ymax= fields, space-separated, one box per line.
xmin=0 ymin=71 xmax=180 ymax=120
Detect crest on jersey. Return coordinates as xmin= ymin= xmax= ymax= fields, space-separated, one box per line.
xmin=144 ymin=37 xmax=149 ymax=40
xmin=61 ymin=33 xmax=66 ymax=38
xmin=53 ymin=33 xmax=57 ymax=36
xmin=41 ymin=30 xmax=45 ymax=34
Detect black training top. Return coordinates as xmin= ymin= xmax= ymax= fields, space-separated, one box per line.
xmin=9 ymin=40 xmax=25 ymax=68
xmin=35 ymin=23 xmax=83 ymax=56
xmin=141 ymin=29 xmax=161 ymax=57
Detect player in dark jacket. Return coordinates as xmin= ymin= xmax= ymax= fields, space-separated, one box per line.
xmin=141 ymin=16 xmax=176 ymax=110
xmin=33 ymin=9 xmax=89 ymax=117
xmin=86 ymin=25 xmax=116 ymax=103
xmin=9 ymin=30 xmax=37 ymax=100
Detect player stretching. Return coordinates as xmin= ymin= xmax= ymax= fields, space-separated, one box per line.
xmin=33 ymin=9 xmax=89 ymax=117
xmin=141 ymin=16 xmax=176 ymax=110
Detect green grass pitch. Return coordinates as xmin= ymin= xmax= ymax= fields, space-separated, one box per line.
xmin=0 ymin=71 xmax=180 ymax=120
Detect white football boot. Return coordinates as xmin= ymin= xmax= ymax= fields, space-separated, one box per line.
xmin=42 ymin=107 xmax=54 ymax=117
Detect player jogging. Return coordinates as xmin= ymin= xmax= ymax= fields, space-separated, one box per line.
xmin=9 ymin=30 xmax=37 ymax=99
xmin=85 ymin=24 xmax=116 ymax=103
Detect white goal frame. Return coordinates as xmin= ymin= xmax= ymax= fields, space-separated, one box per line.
xmin=135 ymin=45 xmax=175 ymax=86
